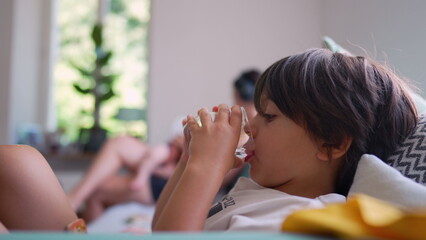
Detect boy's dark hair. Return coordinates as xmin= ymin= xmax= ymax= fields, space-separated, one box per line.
xmin=234 ymin=69 xmax=261 ymax=101
xmin=254 ymin=48 xmax=418 ymax=196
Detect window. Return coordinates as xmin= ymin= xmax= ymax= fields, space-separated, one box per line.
xmin=54 ymin=0 xmax=150 ymax=144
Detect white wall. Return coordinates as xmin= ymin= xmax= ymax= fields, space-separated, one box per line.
xmin=322 ymin=0 xmax=426 ymax=92
xmin=0 ymin=0 xmax=14 ymax=144
xmin=148 ymin=0 xmax=323 ymax=144
xmin=0 ymin=0 xmax=55 ymax=144
xmin=9 ymin=0 xmax=42 ymax=143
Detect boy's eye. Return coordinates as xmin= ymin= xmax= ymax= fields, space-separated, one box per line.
xmin=262 ymin=114 xmax=275 ymax=121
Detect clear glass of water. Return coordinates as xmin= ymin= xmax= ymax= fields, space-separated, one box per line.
xmin=184 ymin=107 xmax=252 ymax=159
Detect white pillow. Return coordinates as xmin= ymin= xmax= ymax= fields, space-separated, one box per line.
xmin=349 ymin=154 xmax=426 ymax=210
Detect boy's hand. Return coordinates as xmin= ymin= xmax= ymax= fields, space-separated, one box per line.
xmin=185 ymin=104 xmax=243 ymax=175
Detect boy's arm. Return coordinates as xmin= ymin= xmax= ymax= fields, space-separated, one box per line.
xmin=152 ymin=157 xmax=226 ymax=231
xmin=151 ymin=152 xmax=188 ymax=228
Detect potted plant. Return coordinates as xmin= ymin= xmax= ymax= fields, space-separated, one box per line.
xmin=72 ymin=23 xmax=117 ymax=152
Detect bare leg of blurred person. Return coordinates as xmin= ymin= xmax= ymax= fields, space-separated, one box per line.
xmin=68 ymin=136 xmax=170 ymax=211
xmin=0 ymin=221 xmax=7 ymax=233
xmin=0 ymin=145 xmax=78 ymax=231
xmin=82 ymin=175 xmax=154 ymax=222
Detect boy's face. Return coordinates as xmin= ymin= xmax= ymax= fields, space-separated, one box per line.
xmin=246 ymin=99 xmax=325 ymax=195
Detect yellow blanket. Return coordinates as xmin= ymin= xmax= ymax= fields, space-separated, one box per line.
xmin=282 ymin=194 xmax=426 ymax=239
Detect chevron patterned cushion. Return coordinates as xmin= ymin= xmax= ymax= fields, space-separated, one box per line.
xmin=385 ymin=114 xmax=426 ymax=186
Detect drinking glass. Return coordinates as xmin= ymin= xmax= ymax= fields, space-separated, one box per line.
xmin=184 ymin=107 xmax=252 ymax=159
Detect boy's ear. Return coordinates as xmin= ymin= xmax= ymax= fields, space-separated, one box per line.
xmin=316 ymin=137 xmax=352 ymax=161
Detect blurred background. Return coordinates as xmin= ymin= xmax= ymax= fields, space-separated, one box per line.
xmin=1 ymin=0 xmax=426 ymax=154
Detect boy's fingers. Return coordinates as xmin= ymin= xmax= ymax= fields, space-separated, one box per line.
xmin=198 ymin=107 xmax=212 ymax=126
xmin=183 ymin=115 xmax=197 ymax=144
xmin=215 ymin=104 xmax=230 ymax=122
xmin=186 ymin=115 xmax=198 ymax=129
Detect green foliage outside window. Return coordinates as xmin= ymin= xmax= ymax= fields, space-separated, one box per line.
xmin=54 ymin=0 xmax=150 ymax=142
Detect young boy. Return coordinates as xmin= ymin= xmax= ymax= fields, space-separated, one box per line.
xmin=152 ymin=48 xmax=418 ymax=231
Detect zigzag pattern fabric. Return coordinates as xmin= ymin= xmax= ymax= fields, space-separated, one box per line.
xmin=385 ymin=114 xmax=426 ymax=186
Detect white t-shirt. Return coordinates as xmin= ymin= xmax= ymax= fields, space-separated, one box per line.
xmin=204 ymin=177 xmax=346 ymax=231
